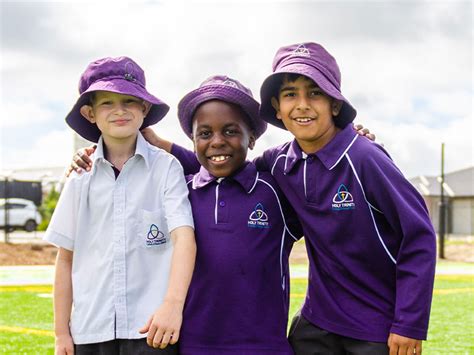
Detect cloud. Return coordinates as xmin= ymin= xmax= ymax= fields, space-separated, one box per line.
xmin=0 ymin=129 xmax=74 ymax=170
xmin=0 ymin=1 xmax=472 ymax=178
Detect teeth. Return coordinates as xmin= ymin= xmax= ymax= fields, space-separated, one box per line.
xmin=295 ymin=118 xmax=313 ymax=123
xmin=210 ymin=155 xmax=229 ymax=162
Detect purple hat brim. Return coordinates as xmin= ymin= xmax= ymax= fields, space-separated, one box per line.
xmin=65 ymin=78 xmax=169 ymax=142
xmin=178 ymin=85 xmax=267 ymax=139
xmin=259 ymin=64 xmax=357 ymax=130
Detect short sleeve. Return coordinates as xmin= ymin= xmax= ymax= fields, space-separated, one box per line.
xmin=162 ymin=158 xmax=195 ymax=233
xmin=43 ymin=176 xmax=81 ymax=250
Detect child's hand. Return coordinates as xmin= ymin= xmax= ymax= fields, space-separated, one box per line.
xmin=353 ymin=123 xmax=376 ymax=142
xmin=388 ymin=333 xmax=422 ymax=354
xmin=55 ymin=334 xmax=74 ymax=355
xmin=141 ymin=127 xmax=173 ymax=153
xmin=141 ymin=127 xmax=160 ymax=146
xmin=139 ymin=299 xmax=184 ymax=349
xmin=65 ymin=145 xmax=96 ymax=177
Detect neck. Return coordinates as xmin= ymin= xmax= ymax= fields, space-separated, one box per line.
xmin=298 ymin=126 xmax=340 ymax=154
xmin=102 ymin=134 xmax=138 ymax=170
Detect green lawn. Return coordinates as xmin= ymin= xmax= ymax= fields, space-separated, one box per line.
xmin=1 ymin=275 xmax=473 ymax=354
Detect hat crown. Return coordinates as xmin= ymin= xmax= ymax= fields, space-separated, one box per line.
xmin=200 ymin=75 xmax=255 ymax=98
xmin=78 ymin=56 xmax=146 ymax=94
xmin=272 ymin=43 xmax=341 ymax=89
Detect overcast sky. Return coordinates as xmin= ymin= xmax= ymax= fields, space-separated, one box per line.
xmin=0 ymin=0 xmax=472 ymax=178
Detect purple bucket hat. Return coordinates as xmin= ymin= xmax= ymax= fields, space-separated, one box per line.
xmin=65 ymin=56 xmax=169 ymax=142
xmin=178 ymin=75 xmax=267 ymax=139
xmin=260 ymin=42 xmax=357 ymax=130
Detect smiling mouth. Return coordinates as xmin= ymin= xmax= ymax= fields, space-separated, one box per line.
xmin=294 ymin=117 xmax=315 ymax=123
xmin=209 ymin=155 xmax=231 ymax=162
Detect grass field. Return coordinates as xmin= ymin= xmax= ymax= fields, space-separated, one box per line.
xmin=1 ymin=274 xmax=473 ymax=354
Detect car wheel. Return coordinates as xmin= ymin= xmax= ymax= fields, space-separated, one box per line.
xmin=24 ymin=220 xmax=37 ymax=232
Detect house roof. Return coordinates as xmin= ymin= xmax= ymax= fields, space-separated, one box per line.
xmin=409 ymin=166 xmax=474 ymax=198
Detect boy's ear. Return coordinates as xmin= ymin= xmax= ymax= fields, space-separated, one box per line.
xmin=271 ymin=97 xmax=282 ymax=120
xmin=248 ymin=134 xmax=256 ymax=150
xmin=332 ymin=100 xmax=343 ymax=116
xmin=80 ymin=105 xmax=96 ymax=123
xmin=142 ymin=101 xmax=152 ymax=117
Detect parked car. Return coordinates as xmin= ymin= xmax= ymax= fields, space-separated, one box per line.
xmin=0 ymin=198 xmax=42 ymax=232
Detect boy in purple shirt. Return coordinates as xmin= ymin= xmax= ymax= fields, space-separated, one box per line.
xmin=172 ymin=75 xmax=303 ymax=354
xmin=256 ymin=42 xmax=436 ymax=355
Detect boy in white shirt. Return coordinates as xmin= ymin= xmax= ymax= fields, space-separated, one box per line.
xmin=45 ymin=56 xmax=196 ymax=355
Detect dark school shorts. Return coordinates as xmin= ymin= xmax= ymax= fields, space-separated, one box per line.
xmin=288 ymin=311 xmax=389 ymax=355
xmin=75 ymin=338 xmax=179 ymax=355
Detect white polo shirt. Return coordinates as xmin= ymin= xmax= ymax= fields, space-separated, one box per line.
xmin=44 ymin=133 xmax=194 ymax=345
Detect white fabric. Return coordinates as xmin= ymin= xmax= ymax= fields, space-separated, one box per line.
xmin=44 ymin=133 xmax=194 ymax=344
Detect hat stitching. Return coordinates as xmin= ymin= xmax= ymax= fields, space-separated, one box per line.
xmin=290 ymin=44 xmax=311 ymax=58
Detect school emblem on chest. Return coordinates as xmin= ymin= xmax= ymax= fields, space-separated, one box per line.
xmin=332 ymin=184 xmax=356 ymax=211
xmin=146 ymin=224 xmax=166 ymax=246
xmin=248 ymin=203 xmax=270 ymax=229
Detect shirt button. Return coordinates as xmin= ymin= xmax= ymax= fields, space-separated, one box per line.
xmin=219 ymin=201 xmax=226 ymax=207
xmin=117 ymin=209 xmax=122 ymax=213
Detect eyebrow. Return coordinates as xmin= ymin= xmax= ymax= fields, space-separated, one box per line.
xmin=279 ymin=83 xmax=321 ymax=93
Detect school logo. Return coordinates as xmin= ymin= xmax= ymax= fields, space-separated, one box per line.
xmin=146 ymin=223 xmax=167 ymax=246
xmin=223 ymin=79 xmax=239 ymax=88
xmin=248 ymin=203 xmax=270 ymax=229
xmin=290 ymin=44 xmax=311 ymax=58
xmin=332 ymin=184 xmax=356 ymax=211
xmin=124 ymin=61 xmax=138 ymax=82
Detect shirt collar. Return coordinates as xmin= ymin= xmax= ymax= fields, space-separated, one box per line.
xmin=92 ymin=132 xmax=150 ymax=173
xmin=192 ymin=161 xmax=259 ymax=194
xmin=284 ymin=124 xmax=359 ymax=173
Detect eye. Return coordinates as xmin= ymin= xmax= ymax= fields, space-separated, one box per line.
xmin=282 ymin=91 xmax=295 ymax=98
xmin=309 ymin=90 xmax=323 ymax=97
xmin=197 ymin=130 xmax=211 ymax=138
xmin=99 ymin=100 xmax=113 ymax=106
xmin=225 ymin=128 xmax=239 ymax=136
xmin=125 ymin=98 xmax=141 ymax=104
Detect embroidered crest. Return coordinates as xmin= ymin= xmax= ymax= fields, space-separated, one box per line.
xmin=332 ymin=184 xmax=355 ymax=211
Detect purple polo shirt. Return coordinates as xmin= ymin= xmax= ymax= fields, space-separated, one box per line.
xmin=171 ymin=147 xmax=302 ymax=354
xmin=255 ymin=124 xmax=436 ymax=342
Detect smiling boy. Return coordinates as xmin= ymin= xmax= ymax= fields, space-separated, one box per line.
xmin=45 ymin=57 xmax=195 ymax=354
xmin=257 ymin=42 xmax=437 ymax=355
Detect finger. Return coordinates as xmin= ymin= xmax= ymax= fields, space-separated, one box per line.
xmin=416 ymin=342 xmax=422 ymax=354
xmin=152 ymin=327 xmax=165 ymax=349
xmin=82 ymin=151 xmax=94 ymax=165
xmin=146 ymin=323 xmax=158 ymax=347
xmin=398 ymin=344 xmax=408 ymax=355
xmin=160 ymin=330 xmax=173 ymax=349
xmin=367 ymin=133 xmax=376 ymax=141
xmin=353 ymin=123 xmax=362 ymax=130
xmin=389 ymin=343 xmax=398 ymax=355
xmin=66 ymin=167 xmax=73 ymax=178
xmin=169 ymin=329 xmax=180 ymax=344
xmin=76 ymin=152 xmax=92 ymax=169
xmin=139 ymin=316 xmax=152 ymax=334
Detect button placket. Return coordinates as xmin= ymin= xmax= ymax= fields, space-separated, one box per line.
xmin=113 ymin=174 xmax=128 ymax=332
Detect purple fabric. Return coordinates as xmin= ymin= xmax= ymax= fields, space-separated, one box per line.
xmin=255 ymin=125 xmax=436 ymax=342
xmin=178 ymin=75 xmax=267 ymax=139
xmin=65 ymin=56 xmax=169 ymax=142
xmin=259 ymin=42 xmax=356 ymax=130
xmin=179 ymin=162 xmax=301 ymax=354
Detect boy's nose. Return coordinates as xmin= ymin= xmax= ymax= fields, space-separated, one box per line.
xmin=296 ymin=96 xmax=310 ymax=110
xmin=114 ymin=102 xmax=126 ymax=115
xmin=210 ymin=133 xmax=225 ymax=147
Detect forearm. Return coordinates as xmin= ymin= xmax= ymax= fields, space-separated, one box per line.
xmin=165 ymin=226 xmax=196 ymax=308
xmin=53 ymin=248 xmax=73 ymax=337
